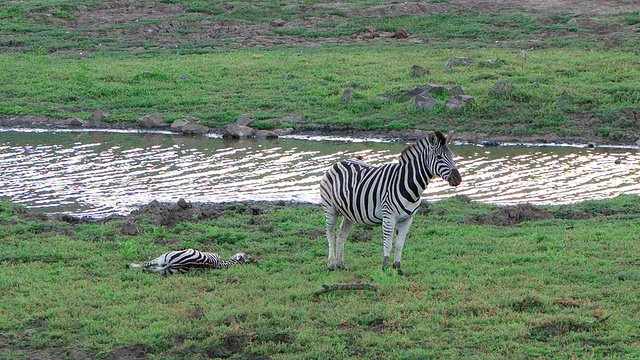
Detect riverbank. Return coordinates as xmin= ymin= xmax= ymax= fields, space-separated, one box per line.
xmin=2 ymin=113 xmax=639 ymax=148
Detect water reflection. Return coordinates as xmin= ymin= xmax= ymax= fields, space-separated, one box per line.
xmin=1 ymin=130 xmax=638 ymax=217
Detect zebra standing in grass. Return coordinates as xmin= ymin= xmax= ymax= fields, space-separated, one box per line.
xmin=320 ymin=131 xmax=461 ymax=275
xmin=127 ymin=249 xmax=251 ymax=275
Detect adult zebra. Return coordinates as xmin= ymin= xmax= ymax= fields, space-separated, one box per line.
xmin=320 ymin=131 xmax=461 ymax=275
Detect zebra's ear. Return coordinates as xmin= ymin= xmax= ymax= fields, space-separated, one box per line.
xmin=426 ymin=131 xmax=437 ymax=146
xmin=446 ymin=131 xmax=454 ymax=145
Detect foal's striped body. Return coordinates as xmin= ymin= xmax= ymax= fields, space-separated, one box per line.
xmin=128 ymin=249 xmax=251 ymax=275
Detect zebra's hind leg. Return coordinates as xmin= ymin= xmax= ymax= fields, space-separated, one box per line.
xmin=335 ymin=218 xmax=355 ymax=270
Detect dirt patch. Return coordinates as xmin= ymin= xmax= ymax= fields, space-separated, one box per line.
xmin=471 ymin=203 xmax=554 ymax=226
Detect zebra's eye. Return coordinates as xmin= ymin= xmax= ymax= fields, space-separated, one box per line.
xmin=436 ymin=154 xmax=444 ymax=160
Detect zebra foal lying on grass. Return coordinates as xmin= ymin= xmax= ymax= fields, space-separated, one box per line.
xmin=127 ymin=249 xmax=252 ymax=275
xmin=320 ymin=131 xmax=461 ymax=275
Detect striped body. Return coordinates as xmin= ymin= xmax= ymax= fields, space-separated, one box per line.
xmin=128 ymin=249 xmax=250 ymax=275
xmin=320 ymin=131 xmax=461 ymax=274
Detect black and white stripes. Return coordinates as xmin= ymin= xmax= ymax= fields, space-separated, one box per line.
xmin=127 ymin=249 xmax=251 ymax=275
xmin=320 ymin=131 xmax=461 ymax=274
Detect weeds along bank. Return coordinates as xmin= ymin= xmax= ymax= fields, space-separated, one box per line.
xmin=1 ymin=195 xmax=639 ymax=358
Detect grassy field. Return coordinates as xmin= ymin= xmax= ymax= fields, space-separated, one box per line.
xmin=1 ymin=196 xmax=640 ymax=359
xmin=1 ymin=1 xmax=640 ymax=358
xmin=1 ymin=1 xmax=639 ymax=142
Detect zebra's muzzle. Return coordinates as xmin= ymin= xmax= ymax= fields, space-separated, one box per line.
xmin=448 ymin=168 xmax=461 ymax=187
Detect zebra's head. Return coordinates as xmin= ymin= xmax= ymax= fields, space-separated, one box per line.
xmin=426 ymin=131 xmax=461 ymax=187
xmin=229 ymin=252 xmax=252 ymax=264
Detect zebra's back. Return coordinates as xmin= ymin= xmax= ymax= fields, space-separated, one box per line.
xmin=320 ymin=159 xmax=399 ymax=225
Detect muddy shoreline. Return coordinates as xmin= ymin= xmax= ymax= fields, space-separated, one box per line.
xmin=1 ymin=114 xmax=636 ymax=148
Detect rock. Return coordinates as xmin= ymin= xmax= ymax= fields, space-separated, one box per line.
xmin=481 ymin=140 xmax=501 ymax=147
xmin=449 ymin=85 xmax=466 ymax=96
xmin=236 ymin=114 xmax=254 ymax=126
xmin=170 ymin=118 xmax=190 ymax=131
xmin=614 ymin=158 xmax=622 ymax=165
xmin=67 ymin=117 xmax=85 ymax=127
xmin=636 ymin=139 xmax=640 ymax=147
xmin=223 ymin=123 xmax=255 ymax=139
xmin=181 ymin=123 xmax=210 ymax=135
xmin=404 ymin=84 xmax=449 ymax=98
xmin=556 ymin=92 xmax=573 ymax=103
xmin=269 ymin=18 xmax=286 ymax=27
xmin=482 ymin=57 xmax=505 ymax=66
xmin=177 ymin=198 xmax=188 ymax=209
xmin=119 ymin=221 xmax=140 ymax=236
xmin=518 ymin=50 xmax=527 ymax=59
xmin=568 ymin=18 xmax=578 ymax=25
xmin=445 ymin=57 xmax=474 ymax=68
xmin=363 ymin=32 xmax=379 ymax=40
xmin=177 ymin=75 xmax=189 ymax=82
xmin=446 ymin=95 xmax=475 ymax=109
xmin=341 ymin=88 xmax=354 ymax=101
xmin=88 ymin=109 xmax=108 ymax=123
xmin=281 ymin=73 xmax=295 ymax=79
xmin=411 ymin=65 xmax=429 ymax=77
xmin=274 ymin=128 xmax=294 ymax=136
xmin=392 ymin=28 xmax=409 ymax=39
xmin=488 ymin=80 xmax=514 ymax=97
xmin=414 ymin=94 xmax=438 ymax=111
xmin=139 ymin=113 xmax=169 ymax=128
xmin=255 ymin=130 xmax=278 ymax=139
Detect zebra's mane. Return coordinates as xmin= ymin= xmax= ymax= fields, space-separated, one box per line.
xmin=399 ymin=131 xmax=445 ymax=164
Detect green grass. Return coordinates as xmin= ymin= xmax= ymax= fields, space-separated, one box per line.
xmin=1 ymin=195 xmax=640 ymax=358
xmin=1 ymin=47 xmax=638 ymax=140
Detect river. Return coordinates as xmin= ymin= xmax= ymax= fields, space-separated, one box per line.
xmin=1 ymin=130 xmax=639 ymax=218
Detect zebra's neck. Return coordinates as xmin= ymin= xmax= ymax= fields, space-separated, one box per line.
xmin=397 ymin=138 xmax=433 ymax=202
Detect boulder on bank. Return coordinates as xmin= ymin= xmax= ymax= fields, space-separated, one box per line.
xmin=223 ymin=123 xmax=255 ymax=139
xmin=139 ymin=114 xmax=169 ymax=128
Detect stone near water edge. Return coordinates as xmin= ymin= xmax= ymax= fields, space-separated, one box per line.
xmin=223 ymin=123 xmax=255 ymax=139
xmin=236 ymin=114 xmax=254 ymax=126
xmin=139 ymin=113 xmax=169 ymax=128
xmin=255 ymin=130 xmax=279 ymax=139
xmin=88 ymin=109 xmax=109 ymax=124
xmin=177 ymin=198 xmax=188 ymax=209
xmin=170 ymin=118 xmax=190 ymax=130
xmin=181 ymin=123 xmax=210 ymax=135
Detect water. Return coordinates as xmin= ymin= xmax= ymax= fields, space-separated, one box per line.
xmin=1 ymin=130 xmax=639 ymax=218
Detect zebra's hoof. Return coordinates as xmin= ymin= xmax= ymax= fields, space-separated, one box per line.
xmin=337 ymin=265 xmax=349 ymax=271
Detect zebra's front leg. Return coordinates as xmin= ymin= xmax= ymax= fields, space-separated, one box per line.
xmin=324 ymin=208 xmax=339 ymax=271
xmin=392 ymin=216 xmax=415 ymax=275
xmin=381 ymin=217 xmax=396 ymax=271
xmin=335 ymin=218 xmax=355 ymax=270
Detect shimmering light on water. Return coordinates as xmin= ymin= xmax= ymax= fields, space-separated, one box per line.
xmin=1 ymin=131 xmax=639 ymax=217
